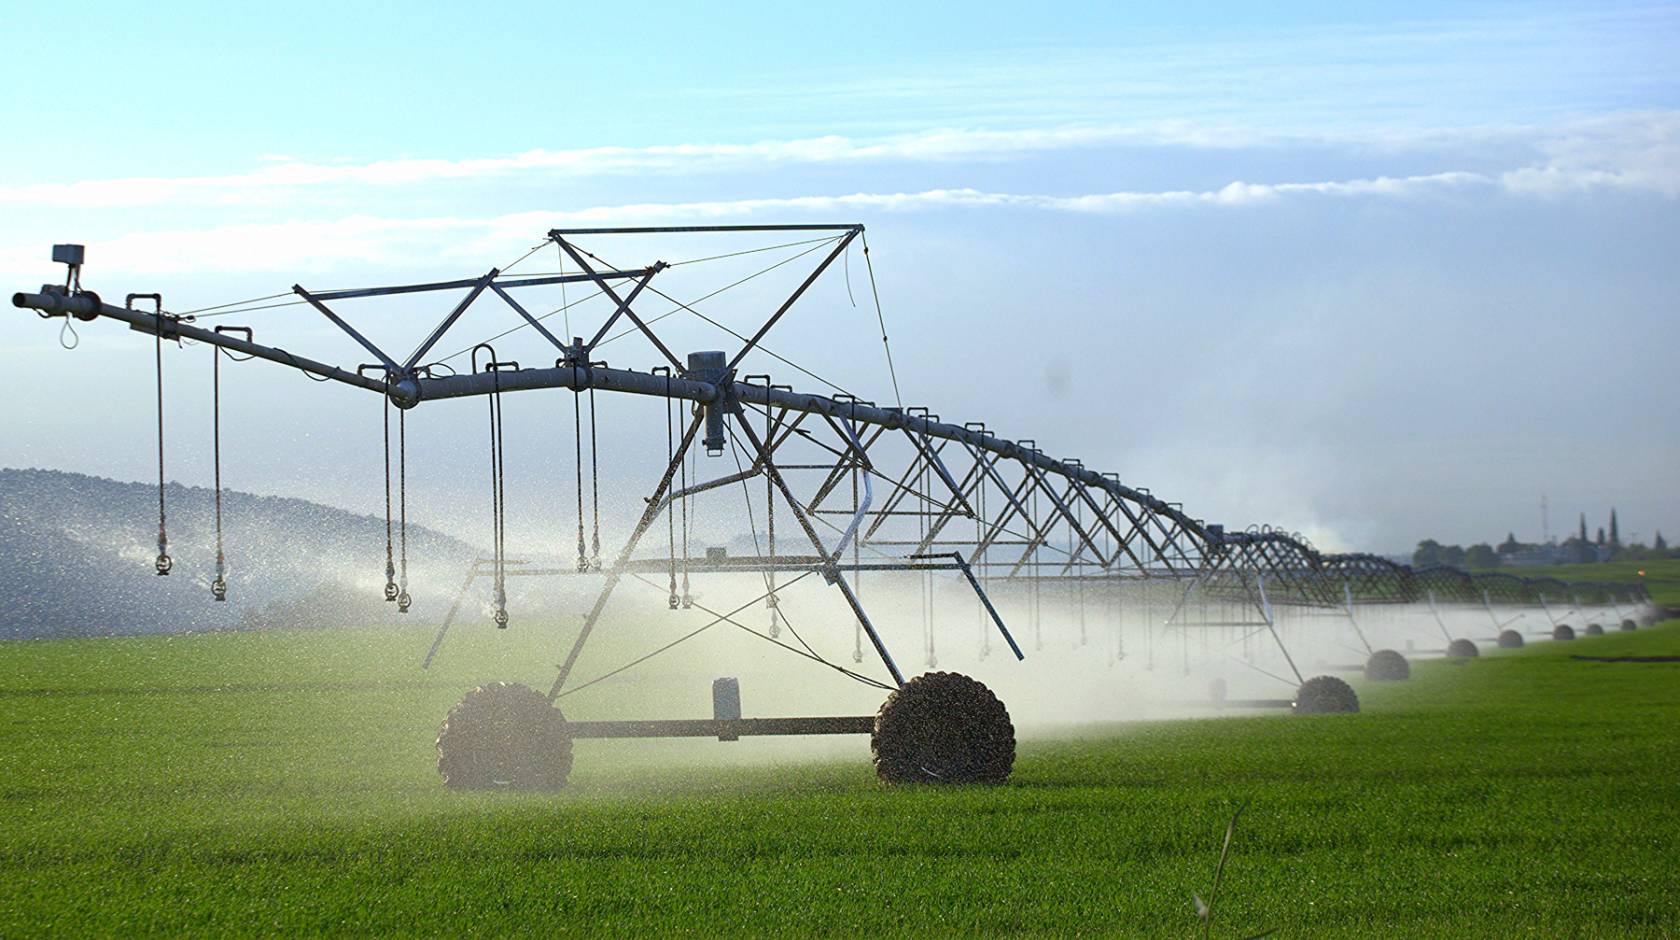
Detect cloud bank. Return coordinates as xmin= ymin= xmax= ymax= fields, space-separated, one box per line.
xmin=4 ymin=111 xmax=1676 ymax=208
xmin=6 ymin=158 xmax=1670 ymax=279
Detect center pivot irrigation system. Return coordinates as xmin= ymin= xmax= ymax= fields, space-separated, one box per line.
xmin=13 ymin=227 xmax=1658 ymax=788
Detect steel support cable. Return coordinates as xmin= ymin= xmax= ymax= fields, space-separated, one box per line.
xmin=555 ymin=570 xmax=822 ymax=700
xmin=179 ymin=235 xmax=556 ymax=325
xmin=175 ymin=291 xmax=296 ymax=317
xmin=558 ymin=240 xmax=572 ymax=339
xmin=618 ymin=280 xmax=854 ymax=397
xmin=189 ymin=298 xmax=310 ymax=319
xmin=500 ymin=239 xmax=549 ymax=276
xmin=431 ymin=235 xmax=838 ymax=370
xmin=668 ymin=235 xmax=841 ymax=269
xmin=485 ymin=237 xmax=842 ymax=281
xmin=626 ymin=570 xmax=895 ymax=693
xmin=860 ymin=233 xmax=904 ymax=411
xmin=583 ymin=238 xmax=857 ymax=396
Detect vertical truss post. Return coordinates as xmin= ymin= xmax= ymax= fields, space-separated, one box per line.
xmin=423 ymin=560 xmax=486 ymax=669
xmin=1256 ymin=576 xmax=1305 ymax=685
xmin=1481 ymin=589 xmax=1521 ymax=633
xmin=731 ymin=411 xmax=905 ymax=688
xmin=1342 ymin=581 xmax=1373 ymax=653
xmin=1425 ymin=589 xmax=1454 ymax=644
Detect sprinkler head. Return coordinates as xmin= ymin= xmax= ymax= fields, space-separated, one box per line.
xmin=210 ymin=578 xmax=227 ymax=602
xmin=397 ymin=591 xmax=411 ymax=613
xmin=154 ymin=553 xmax=172 ymax=576
xmin=493 ymin=607 xmax=509 ymax=629
xmin=384 ymin=581 xmax=400 ymax=602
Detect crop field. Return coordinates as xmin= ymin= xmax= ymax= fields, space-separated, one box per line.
xmin=3 ymin=612 xmax=1678 ymax=937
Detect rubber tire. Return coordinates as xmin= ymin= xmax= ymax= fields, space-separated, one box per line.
xmin=1447 ymin=638 xmax=1479 ymax=659
xmin=1498 ymin=629 xmax=1525 ymax=649
xmin=1293 ymin=675 xmax=1359 ymax=714
xmin=1620 ymin=619 xmax=1638 ymax=632
xmin=437 ymin=682 xmax=573 ymax=791
xmin=1585 ymin=623 xmax=1605 ymax=636
xmin=1553 ymin=624 xmax=1576 ymax=641
xmin=872 ymin=672 xmax=1015 ymax=784
xmin=1364 ymin=649 xmax=1410 ymax=681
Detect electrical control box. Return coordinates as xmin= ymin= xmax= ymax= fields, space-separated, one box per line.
xmin=52 ymin=244 xmax=85 ymax=266
xmin=712 ymin=677 xmax=742 ymax=741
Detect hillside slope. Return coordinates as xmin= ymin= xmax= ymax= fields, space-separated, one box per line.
xmin=0 ymin=468 xmax=478 ymax=637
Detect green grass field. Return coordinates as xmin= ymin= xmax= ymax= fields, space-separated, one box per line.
xmin=3 ymin=612 xmax=1678 ymax=937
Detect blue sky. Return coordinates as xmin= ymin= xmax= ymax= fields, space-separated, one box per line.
xmin=2 ymin=1 xmax=1676 ymax=553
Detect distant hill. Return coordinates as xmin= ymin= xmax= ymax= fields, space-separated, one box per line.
xmin=0 ymin=468 xmax=481 ymax=638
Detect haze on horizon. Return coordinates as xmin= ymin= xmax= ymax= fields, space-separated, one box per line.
xmin=2 ymin=1 xmax=1676 ymax=557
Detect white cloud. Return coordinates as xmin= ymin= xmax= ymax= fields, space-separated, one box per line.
xmin=1 ymin=154 xmax=1671 ymax=280
xmin=0 ymin=127 xmax=1143 ymax=208
xmin=4 ymin=111 xmax=1676 ymax=209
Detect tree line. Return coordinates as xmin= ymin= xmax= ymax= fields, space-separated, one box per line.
xmin=1413 ymin=509 xmax=1671 ymax=568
